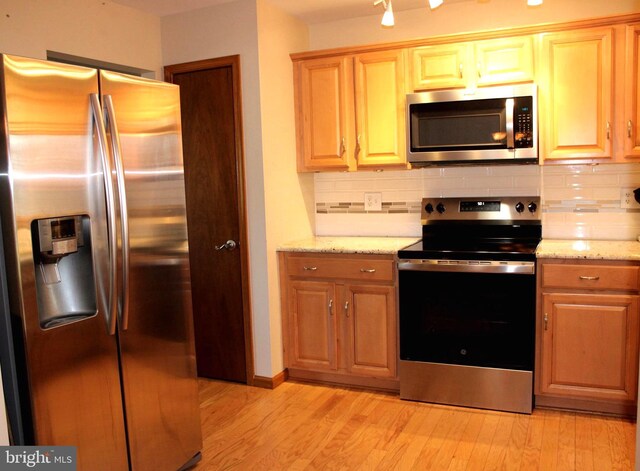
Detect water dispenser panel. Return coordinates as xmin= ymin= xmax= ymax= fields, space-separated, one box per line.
xmin=37 ymin=217 xmax=83 ymax=258
xmin=32 ymin=215 xmax=97 ymax=329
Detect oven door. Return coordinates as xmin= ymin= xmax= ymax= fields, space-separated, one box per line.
xmin=398 ymin=260 xmax=536 ymax=372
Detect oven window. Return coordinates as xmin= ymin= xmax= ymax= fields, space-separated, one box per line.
xmin=410 ymin=98 xmax=507 ymax=151
xmin=399 ymin=270 xmax=535 ymax=371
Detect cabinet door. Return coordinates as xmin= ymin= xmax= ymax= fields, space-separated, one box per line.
xmin=625 ymin=24 xmax=640 ymax=159
xmin=540 ymin=293 xmax=639 ymax=403
xmin=540 ymin=28 xmax=614 ymax=162
xmin=343 ymin=284 xmax=397 ymax=378
xmin=411 ymin=43 xmax=468 ymax=90
xmin=295 ymin=56 xmax=355 ymax=171
xmin=354 ymin=50 xmax=407 ymax=168
xmin=475 ymin=36 xmax=534 ymax=86
xmin=288 ymin=281 xmax=338 ymax=371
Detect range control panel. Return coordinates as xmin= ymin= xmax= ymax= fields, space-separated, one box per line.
xmin=422 ymin=196 xmax=540 ymax=224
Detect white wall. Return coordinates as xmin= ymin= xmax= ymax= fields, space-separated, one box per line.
xmin=0 ymin=0 xmax=162 ymax=76
xmin=256 ymin=0 xmax=312 ymax=374
xmin=162 ymin=0 xmax=313 ymax=378
xmin=307 ymin=0 xmax=640 ymax=50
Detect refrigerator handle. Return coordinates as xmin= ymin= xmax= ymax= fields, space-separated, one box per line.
xmin=103 ymin=95 xmax=131 ymax=332
xmin=90 ymin=94 xmax=118 ymax=336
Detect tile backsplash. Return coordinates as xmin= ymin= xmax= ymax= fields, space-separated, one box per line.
xmin=314 ymin=163 xmax=640 ymax=240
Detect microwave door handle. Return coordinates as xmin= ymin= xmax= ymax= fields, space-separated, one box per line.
xmin=505 ymin=98 xmax=515 ymax=149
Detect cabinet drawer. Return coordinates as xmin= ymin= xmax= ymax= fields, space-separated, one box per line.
xmin=287 ymin=255 xmax=394 ymax=282
xmin=542 ymin=264 xmax=640 ymax=291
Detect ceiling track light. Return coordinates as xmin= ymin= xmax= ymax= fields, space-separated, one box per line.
xmin=373 ymin=0 xmax=542 ymax=28
xmin=374 ymin=0 xmax=394 ymax=27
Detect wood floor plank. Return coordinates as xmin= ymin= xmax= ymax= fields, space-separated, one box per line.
xmin=575 ymin=413 xmax=594 ymax=471
xmin=557 ymin=412 xmax=576 ymax=471
xmin=539 ymin=410 xmax=561 ymax=471
xmin=606 ymin=416 xmax=634 ymax=470
xmin=192 ymin=380 xmax=636 ymax=471
xmin=502 ymin=412 xmax=530 ymax=471
xmin=464 ymin=411 xmax=501 ymax=471
xmin=482 ymin=413 xmax=515 ymax=470
xmin=592 ymin=415 xmax=614 ymax=471
xmin=376 ymin=404 xmax=445 ymax=470
xmin=519 ymin=410 xmax=545 ymax=471
xmin=447 ymin=410 xmax=486 ymax=471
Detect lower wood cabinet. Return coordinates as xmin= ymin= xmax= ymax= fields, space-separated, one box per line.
xmin=536 ymin=259 xmax=640 ymax=415
xmin=279 ymin=252 xmax=398 ymax=390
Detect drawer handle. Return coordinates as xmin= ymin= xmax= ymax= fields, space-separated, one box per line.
xmin=303 ymin=266 xmax=318 ymax=271
xmin=360 ymin=268 xmax=376 ymax=273
xmin=579 ymin=275 xmax=600 ymax=281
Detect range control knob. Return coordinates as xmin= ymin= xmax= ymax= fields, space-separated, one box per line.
xmin=436 ymin=203 xmax=446 ymax=214
xmin=528 ymin=202 xmax=538 ymax=213
xmin=425 ymin=203 xmax=434 ymax=214
xmin=515 ymin=202 xmax=525 ymax=213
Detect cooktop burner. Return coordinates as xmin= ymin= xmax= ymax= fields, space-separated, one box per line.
xmin=399 ymin=196 xmax=542 ymax=261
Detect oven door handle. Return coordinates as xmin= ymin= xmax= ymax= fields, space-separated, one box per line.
xmin=398 ymin=259 xmax=535 ymax=275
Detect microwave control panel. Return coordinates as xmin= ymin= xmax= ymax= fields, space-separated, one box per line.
xmin=514 ymin=96 xmax=534 ymax=148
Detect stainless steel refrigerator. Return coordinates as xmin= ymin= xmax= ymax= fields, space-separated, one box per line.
xmin=0 ymin=54 xmax=202 ymax=470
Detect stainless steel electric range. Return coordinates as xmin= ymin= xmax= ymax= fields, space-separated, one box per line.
xmin=397 ymin=196 xmax=541 ymax=414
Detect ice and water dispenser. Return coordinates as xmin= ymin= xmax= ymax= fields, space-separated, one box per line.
xmin=31 ymin=215 xmax=97 ymax=329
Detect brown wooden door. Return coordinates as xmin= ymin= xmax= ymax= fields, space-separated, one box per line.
xmin=165 ymin=56 xmax=252 ymax=383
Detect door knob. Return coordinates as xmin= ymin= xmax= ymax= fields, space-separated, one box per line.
xmin=215 ymin=239 xmax=237 ymax=251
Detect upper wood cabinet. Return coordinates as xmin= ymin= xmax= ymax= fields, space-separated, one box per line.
xmin=624 ymin=23 xmax=640 ymax=159
xmin=293 ymin=50 xmax=407 ymax=172
xmin=411 ymin=36 xmax=534 ymax=91
xmin=294 ymin=56 xmax=355 ymax=171
xmin=354 ymin=50 xmax=407 ymax=168
xmin=539 ymin=27 xmax=614 ymax=162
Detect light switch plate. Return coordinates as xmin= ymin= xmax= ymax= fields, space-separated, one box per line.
xmin=364 ymin=192 xmax=382 ymax=211
xmin=621 ymin=188 xmax=640 ymax=209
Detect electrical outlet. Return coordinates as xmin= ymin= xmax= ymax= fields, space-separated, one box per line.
xmin=621 ymin=188 xmax=640 ymax=209
xmin=364 ymin=192 xmax=382 ymax=212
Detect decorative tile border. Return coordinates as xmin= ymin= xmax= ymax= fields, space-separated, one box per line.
xmin=316 ymin=201 xmax=422 ymax=214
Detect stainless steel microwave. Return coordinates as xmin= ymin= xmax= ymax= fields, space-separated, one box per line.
xmin=406 ymin=84 xmax=538 ymax=166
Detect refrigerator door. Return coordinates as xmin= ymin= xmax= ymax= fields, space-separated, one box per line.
xmin=0 ymin=56 xmax=129 ymax=469
xmin=99 ymin=71 xmax=202 ymax=470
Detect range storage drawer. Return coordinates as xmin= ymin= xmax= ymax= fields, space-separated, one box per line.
xmin=541 ymin=263 xmax=640 ymax=291
xmin=286 ymin=254 xmax=395 ymax=282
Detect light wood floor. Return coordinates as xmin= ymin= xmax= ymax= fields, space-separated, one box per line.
xmin=194 ymin=378 xmax=636 ymax=470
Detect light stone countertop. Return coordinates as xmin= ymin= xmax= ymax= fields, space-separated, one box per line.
xmin=277 ymin=236 xmax=420 ymax=255
xmin=536 ymin=239 xmax=640 ymax=261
